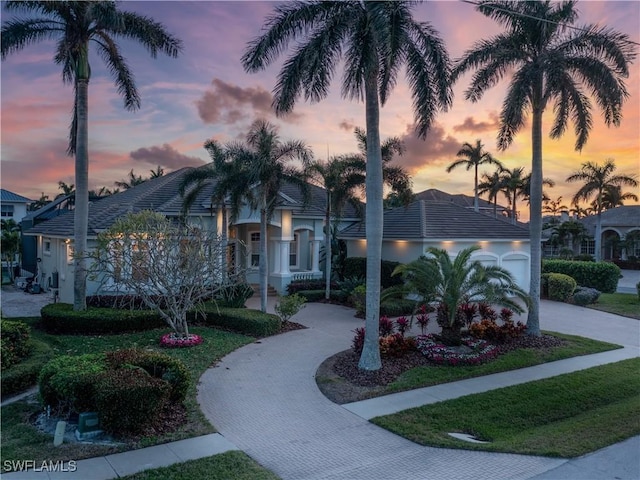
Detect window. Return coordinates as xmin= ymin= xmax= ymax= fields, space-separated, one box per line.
xmin=250 ymin=232 xmax=260 ymax=268
xmin=581 ymin=239 xmax=595 ymax=256
xmin=289 ymin=233 xmax=299 ymax=268
xmin=66 ymin=243 xmax=74 ymax=265
xmin=44 ymin=241 xmax=51 ymax=255
xmin=1 ymin=204 xmax=14 ymax=217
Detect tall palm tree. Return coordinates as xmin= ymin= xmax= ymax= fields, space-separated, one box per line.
xmin=242 ymin=1 xmax=452 ymax=371
xmin=477 ymin=168 xmax=505 ymax=218
xmin=114 ymin=169 xmax=146 ymax=190
xmin=499 ymin=167 xmax=526 ymax=224
xmin=567 ymin=159 xmax=638 ymax=261
xmin=446 ymin=140 xmax=503 ymax=212
xmin=600 ymin=185 xmax=638 ymax=211
xmin=452 ymin=0 xmax=635 ymax=335
xmin=1 ymin=1 xmax=182 ymax=311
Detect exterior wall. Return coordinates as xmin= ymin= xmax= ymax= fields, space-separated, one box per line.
xmin=37 ymin=236 xmax=75 ymax=303
xmin=1 ymin=201 xmax=29 ymax=223
xmin=345 ymin=238 xmax=531 ymax=292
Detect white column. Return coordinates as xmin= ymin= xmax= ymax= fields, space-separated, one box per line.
xmin=272 ymin=239 xmax=281 ymax=274
xmin=311 ymin=240 xmax=321 ymax=273
xmin=279 ymin=240 xmax=291 ymax=275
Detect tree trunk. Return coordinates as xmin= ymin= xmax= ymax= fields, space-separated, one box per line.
xmin=440 ymin=325 xmax=463 ymax=346
xmin=526 ymin=86 xmax=544 ymax=337
xmin=358 ymin=72 xmax=382 ymax=371
xmin=73 ymin=45 xmax=89 ymax=312
xmin=259 ymin=205 xmax=268 ymax=313
xmin=595 ymin=208 xmax=603 ymax=262
xmin=473 ymin=164 xmax=479 ymax=212
xmin=324 ymin=201 xmax=332 ymax=300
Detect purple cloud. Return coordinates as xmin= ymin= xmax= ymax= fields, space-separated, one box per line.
xmin=129 ymin=144 xmax=205 ymax=169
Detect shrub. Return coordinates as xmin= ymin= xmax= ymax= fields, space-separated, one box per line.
xmin=287 ymin=279 xmax=337 ymax=294
xmin=197 ymin=304 xmax=281 ymax=336
xmin=573 ymin=254 xmax=595 ymax=262
xmin=477 ymin=303 xmax=497 ymax=321
xmin=1 ymin=339 xmax=54 ymax=398
xmin=105 ymin=348 xmax=190 ymax=402
xmin=215 ymin=282 xmax=254 ymax=308
xmin=351 ymin=284 xmax=366 ymax=317
xmin=41 ymin=303 xmax=165 ymax=334
xmin=343 ymin=258 xmax=403 ymax=288
xmin=469 ymin=319 xmax=526 ymax=343
xmin=380 ymin=298 xmax=419 ymax=317
xmin=571 ymin=286 xmax=601 ymax=306
xmin=1 ymin=319 xmax=32 ymax=370
xmin=542 ymin=260 xmax=620 ymax=293
xmin=275 ymin=293 xmax=306 ymax=324
xmin=94 ymin=368 xmax=170 ymax=434
xmin=38 ymin=354 xmax=106 ymax=414
xmin=296 ymin=290 xmax=325 ymax=302
xmin=379 ymin=316 xmax=395 ymax=336
xmin=379 ymin=333 xmax=416 ymax=358
xmin=547 ymin=273 xmax=577 ymax=302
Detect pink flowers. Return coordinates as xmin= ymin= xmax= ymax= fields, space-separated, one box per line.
xmin=160 ymin=332 xmax=203 ymax=348
xmin=416 ymin=334 xmax=499 ymax=366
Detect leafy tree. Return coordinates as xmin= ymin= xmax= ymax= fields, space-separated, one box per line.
xmin=1 ymin=1 xmax=182 ymax=311
xmin=392 ymin=246 xmax=529 ymax=345
xmin=88 ymin=211 xmax=237 ymax=337
xmin=452 ymin=0 xmax=636 ymax=335
xmin=1 ymin=219 xmax=21 ymax=281
xmin=446 ymin=140 xmax=503 ymax=212
xmin=549 ymin=220 xmax=588 ymax=256
xmin=567 ymin=159 xmax=638 ymax=261
xmin=243 ymin=1 xmax=452 ymax=370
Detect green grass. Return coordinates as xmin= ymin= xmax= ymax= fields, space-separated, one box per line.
xmin=587 ymin=293 xmax=640 ymax=319
xmin=120 ymin=451 xmax=280 ymax=480
xmin=387 ymin=331 xmax=621 ymax=394
xmin=1 ymin=317 xmax=254 ymax=470
xmin=373 ymin=358 xmax=640 ymax=458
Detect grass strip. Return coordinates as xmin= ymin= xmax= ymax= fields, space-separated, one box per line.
xmin=587 ymin=293 xmax=640 ymax=320
xmin=373 ymin=358 xmax=640 ymax=458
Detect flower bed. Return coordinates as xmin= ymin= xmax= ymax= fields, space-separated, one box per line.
xmin=416 ymin=334 xmax=499 ymax=366
xmin=160 ymin=333 xmax=203 ymax=348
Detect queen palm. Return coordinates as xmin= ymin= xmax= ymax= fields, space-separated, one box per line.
xmin=1 ymin=1 xmax=182 ymax=311
xmin=452 ymin=0 xmax=635 ymax=335
xmin=243 ymin=1 xmax=452 ymax=370
xmin=446 ymin=140 xmax=503 ymax=212
xmin=478 ymin=168 xmax=505 ymax=218
xmin=567 ymin=159 xmax=638 ymax=261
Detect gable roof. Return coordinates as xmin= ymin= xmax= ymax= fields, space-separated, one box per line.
xmin=580 ymin=205 xmax=640 ymax=233
xmin=414 ymin=188 xmax=509 ymax=212
xmin=339 ymin=199 xmax=530 ymax=241
xmin=1 ymin=189 xmax=32 ymax=203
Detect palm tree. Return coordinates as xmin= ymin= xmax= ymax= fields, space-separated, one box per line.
xmin=543 ymin=196 xmax=568 ymax=220
xmin=478 ymin=168 xmax=505 ymax=218
xmin=149 ymin=166 xmax=164 ymax=179
xmin=242 ymin=1 xmax=452 ymax=371
xmin=499 ymin=167 xmax=526 ymax=224
xmin=30 ymin=193 xmax=50 ymax=211
xmin=1 ymin=1 xmax=182 ymax=311
xmin=600 ymin=185 xmax=638 ymax=211
xmin=57 ymin=181 xmax=75 ymax=198
xmin=452 ymin=0 xmax=635 ymax=336
xmin=115 ymin=169 xmax=146 ymax=190
xmin=567 ymin=159 xmax=638 ymax=261
xmin=393 ymin=246 xmax=529 ymax=345
xmin=446 ymin=140 xmax=503 ymax=212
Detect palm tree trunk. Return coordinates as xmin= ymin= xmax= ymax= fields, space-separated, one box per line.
xmin=73 ymin=47 xmax=89 ymax=312
xmin=473 ymin=164 xmax=479 ymax=212
xmin=358 ymin=73 xmax=382 ymax=372
xmin=526 ymin=94 xmax=544 ymax=337
xmin=221 ymin=205 xmax=228 ymax=279
xmin=595 ymin=204 xmax=603 ymax=262
xmin=324 ymin=200 xmax=332 ymax=300
xmin=259 ymin=206 xmax=268 ymax=313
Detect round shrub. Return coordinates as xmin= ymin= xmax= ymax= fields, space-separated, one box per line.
xmin=38 ymin=354 xmax=106 ymax=414
xmin=94 ymin=368 xmax=170 ymax=434
xmin=105 ymin=348 xmax=190 ymax=402
xmin=547 ymin=273 xmax=577 ymax=302
xmin=1 ymin=319 xmax=32 ymax=370
xmin=542 ymin=260 xmax=620 ymax=293
xmin=571 ymin=286 xmax=601 ymax=306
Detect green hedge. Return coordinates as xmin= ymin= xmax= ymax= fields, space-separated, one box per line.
xmin=545 ymin=273 xmax=577 ymax=302
xmin=1 ymin=339 xmax=54 ymax=398
xmin=197 ymin=304 xmax=281 ymax=337
xmin=542 ymin=260 xmax=620 ymax=293
xmin=41 ymin=303 xmax=165 ymax=334
xmin=343 ymin=258 xmax=404 ymax=289
xmin=380 ymin=299 xmax=419 ymax=317
xmin=1 ymin=319 xmax=32 ymax=370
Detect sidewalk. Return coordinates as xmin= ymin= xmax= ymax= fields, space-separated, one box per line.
xmin=2 ymin=294 xmax=639 ymax=479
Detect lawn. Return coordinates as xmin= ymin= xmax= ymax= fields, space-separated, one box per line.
xmin=1 ymin=317 xmax=255 ymax=471
xmin=372 ymin=358 xmax=640 ymax=458
xmin=587 ymin=293 xmax=640 ymax=320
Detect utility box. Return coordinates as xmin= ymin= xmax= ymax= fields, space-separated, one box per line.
xmin=75 ymin=412 xmax=102 ymax=440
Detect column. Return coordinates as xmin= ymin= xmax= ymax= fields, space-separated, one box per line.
xmin=311 ymin=240 xmax=321 ymax=273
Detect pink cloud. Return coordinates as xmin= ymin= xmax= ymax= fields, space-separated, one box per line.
xmin=129 ymin=144 xmax=205 ymax=169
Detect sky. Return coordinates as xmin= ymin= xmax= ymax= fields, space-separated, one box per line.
xmin=1 ymin=0 xmax=639 ymax=221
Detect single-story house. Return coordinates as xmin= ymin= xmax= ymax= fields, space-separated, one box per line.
xmin=23 ymin=167 xmax=360 ymax=303
xmin=339 ymin=198 xmax=532 ymax=292
xmin=1 ymin=189 xmax=32 ymax=223
xmin=579 ymin=206 xmax=640 ymax=260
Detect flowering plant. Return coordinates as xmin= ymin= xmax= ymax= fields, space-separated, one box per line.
xmin=415 ymin=334 xmax=499 ymax=366
xmin=160 ymin=332 xmax=203 ymax=348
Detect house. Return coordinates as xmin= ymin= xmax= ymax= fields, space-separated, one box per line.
xmin=414 ymin=188 xmax=512 ymax=219
xmin=339 ymin=198 xmax=532 ymax=292
xmin=579 ymin=206 xmax=640 ymax=260
xmin=23 ymin=167 xmax=360 ymax=303
xmin=1 ymin=189 xmax=32 ymax=224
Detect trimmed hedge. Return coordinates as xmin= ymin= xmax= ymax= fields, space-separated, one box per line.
xmin=197 ymin=304 xmax=281 ymax=337
xmin=542 ymin=260 xmax=620 ymax=293
xmin=1 ymin=339 xmax=54 ymax=398
xmin=287 ymin=279 xmax=338 ymax=295
xmin=343 ymin=258 xmax=404 ymax=289
xmin=571 ymin=287 xmax=601 ymax=306
xmin=1 ymin=319 xmax=32 ymax=370
xmin=545 ymin=273 xmax=577 ymax=302
xmin=41 ymin=303 xmax=165 ymax=334
xmin=380 ymin=299 xmax=420 ymax=317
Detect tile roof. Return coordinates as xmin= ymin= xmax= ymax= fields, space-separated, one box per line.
xmin=339 ymin=199 xmax=530 ymax=240
xmin=1 ymin=189 xmax=33 ymax=203
xmin=580 ymin=205 xmax=640 ymax=233
xmin=414 ymin=188 xmax=509 ymax=212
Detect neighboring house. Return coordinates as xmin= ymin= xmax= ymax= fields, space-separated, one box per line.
xmin=1 ymin=189 xmax=32 ymax=223
xmin=579 ymin=205 xmax=640 ymax=260
xmin=339 ymin=199 xmax=532 ymax=292
xmin=24 ymin=167 xmax=360 ymax=303
xmin=414 ymin=188 xmax=512 ymax=218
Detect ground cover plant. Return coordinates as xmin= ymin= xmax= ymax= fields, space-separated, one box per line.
xmin=586 ymin=293 xmax=640 ymax=320
xmin=371 ymin=358 xmax=640 ymax=458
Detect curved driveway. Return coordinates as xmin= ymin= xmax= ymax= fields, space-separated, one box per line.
xmin=197 ymin=300 xmax=639 ymax=480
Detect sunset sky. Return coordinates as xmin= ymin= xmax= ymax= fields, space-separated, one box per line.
xmin=1 ymin=1 xmax=639 ymax=221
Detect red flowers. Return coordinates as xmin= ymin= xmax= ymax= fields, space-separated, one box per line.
xmin=160 ymin=333 xmax=203 ymax=348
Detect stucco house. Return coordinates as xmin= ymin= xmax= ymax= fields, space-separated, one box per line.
xmin=579 ymin=205 xmax=640 ymax=260
xmin=339 ymin=198 xmax=532 ymax=292
xmin=1 ymin=189 xmax=32 ymax=224
xmin=23 ymin=167 xmax=360 ymax=303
